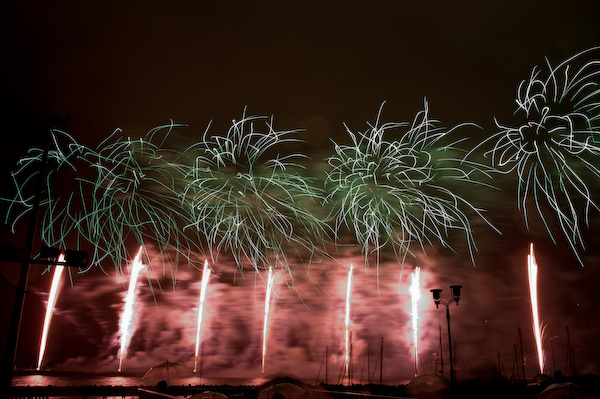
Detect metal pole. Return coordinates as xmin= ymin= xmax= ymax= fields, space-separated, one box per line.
xmin=518 ymin=327 xmax=526 ymax=383
xmin=497 ymin=349 xmax=503 ymax=378
xmin=325 ymin=346 xmax=328 ymax=385
xmin=380 ymin=337 xmax=383 ymax=386
xmin=349 ymin=339 xmax=353 ymax=385
xmin=439 ymin=324 xmax=444 ymax=376
xmin=1 ymin=125 xmax=51 ymax=396
xmin=367 ymin=343 xmax=370 ymax=384
xmin=446 ymin=304 xmax=455 ymax=385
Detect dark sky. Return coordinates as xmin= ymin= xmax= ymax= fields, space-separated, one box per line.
xmin=1 ymin=0 xmax=600 ymax=384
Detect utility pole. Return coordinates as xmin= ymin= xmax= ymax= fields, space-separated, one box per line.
xmin=380 ymin=337 xmax=383 ymax=386
xmin=518 ymin=328 xmax=526 ymax=383
xmin=326 ymin=346 xmax=329 ymax=385
xmin=1 ymin=123 xmax=51 ymax=396
xmin=0 ymin=117 xmax=81 ymax=397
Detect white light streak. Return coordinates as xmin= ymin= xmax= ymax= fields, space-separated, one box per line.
xmin=37 ymin=254 xmax=65 ymax=370
xmin=261 ymin=267 xmax=275 ymax=373
xmin=117 ymin=246 xmax=145 ymax=372
xmin=528 ymin=243 xmax=545 ymax=374
xmin=194 ymin=260 xmax=211 ymax=373
xmin=345 ymin=264 xmax=354 ymax=378
xmin=409 ymin=266 xmax=421 ymax=376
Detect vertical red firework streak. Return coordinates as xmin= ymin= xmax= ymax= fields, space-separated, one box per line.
xmin=37 ymin=254 xmax=65 ymax=370
xmin=117 ymin=246 xmax=145 ymax=372
xmin=528 ymin=243 xmax=544 ymax=374
xmin=194 ymin=260 xmax=211 ymax=372
xmin=261 ymin=267 xmax=275 ymax=373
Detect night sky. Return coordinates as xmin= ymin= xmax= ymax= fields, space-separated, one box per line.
xmin=1 ymin=0 xmax=600 ymax=384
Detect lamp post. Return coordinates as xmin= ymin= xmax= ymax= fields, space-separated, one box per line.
xmin=430 ymin=285 xmax=462 ymax=385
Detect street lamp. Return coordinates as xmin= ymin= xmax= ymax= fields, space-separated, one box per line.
xmin=430 ymin=285 xmax=462 ymax=385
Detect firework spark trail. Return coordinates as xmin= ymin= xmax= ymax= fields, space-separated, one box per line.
xmin=118 ymin=246 xmax=145 ymax=372
xmin=36 ymin=254 xmax=65 ymax=370
xmin=528 ymin=243 xmax=545 ymax=374
xmin=469 ymin=47 xmax=600 ymax=265
xmin=84 ymin=124 xmax=201 ymax=272
xmin=183 ymin=110 xmax=328 ymax=273
xmin=261 ymin=266 xmax=275 ymax=373
xmin=4 ymin=124 xmax=202 ymax=277
xmin=409 ymin=266 xmax=421 ymax=376
xmin=325 ymin=101 xmax=497 ymax=265
xmin=344 ymin=264 xmax=354 ymax=378
xmin=193 ymin=260 xmax=211 ymax=373
xmin=4 ymin=129 xmax=91 ymax=252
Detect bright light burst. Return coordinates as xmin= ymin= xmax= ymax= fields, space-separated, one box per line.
xmin=183 ymin=110 xmax=328 ymax=272
xmin=37 ymin=254 xmax=65 ymax=370
xmin=193 ymin=260 xmax=211 ymax=373
xmin=472 ymin=47 xmax=600 ymax=265
xmin=4 ymin=129 xmax=92 ymax=254
xmin=4 ymin=124 xmax=201 ymax=274
xmin=261 ymin=266 xmax=276 ymax=373
xmin=117 ymin=246 xmax=145 ymax=372
xmin=528 ymin=243 xmax=545 ymax=374
xmin=409 ymin=266 xmax=421 ymax=376
xmin=326 ymin=101 xmax=496 ymax=263
xmin=82 ymin=123 xmax=201 ymax=271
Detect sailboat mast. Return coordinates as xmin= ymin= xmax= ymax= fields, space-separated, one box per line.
xmin=380 ymin=337 xmax=383 ymax=385
xmin=326 ymin=346 xmax=329 ymax=385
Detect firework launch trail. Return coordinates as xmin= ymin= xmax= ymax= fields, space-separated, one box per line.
xmin=528 ymin=243 xmax=545 ymax=374
xmin=409 ymin=266 xmax=421 ymax=376
xmin=193 ymin=260 xmax=211 ymax=373
xmin=117 ymin=246 xmax=145 ymax=372
xmin=36 ymin=254 xmax=65 ymax=370
xmin=344 ymin=264 xmax=354 ymax=379
xmin=261 ymin=267 xmax=275 ymax=373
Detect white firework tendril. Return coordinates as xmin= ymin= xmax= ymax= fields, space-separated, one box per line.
xmin=81 ymin=123 xmax=203 ymax=271
xmin=4 ymin=122 xmax=202 ymax=274
xmin=325 ymin=100 xmax=497 ymax=264
xmin=470 ymin=47 xmax=600 ymax=265
xmin=182 ymin=109 xmax=329 ymax=273
xmin=5 ymin=128 xmax=89 ymax=244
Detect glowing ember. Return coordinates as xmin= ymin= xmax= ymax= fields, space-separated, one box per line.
xmin=117 ymin=246 xmax=145 ymax=372
xmin=528 ymin=243 xmax=544 ymax=374
xmin=261 ymin=267 xmax=275 ymax=373
xmin=37 ymin=254 xmax=65 ymax=370
xmin=409 ymin=266 xmax=421 ymax=376
xmin=193 ymin=260 xmax=211 ymax=373
xmin=344 ymin=264 xmax=354 ymax=379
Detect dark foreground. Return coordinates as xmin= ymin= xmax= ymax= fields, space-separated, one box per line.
xmin=8 ymin=374 xmax=600 ymax=399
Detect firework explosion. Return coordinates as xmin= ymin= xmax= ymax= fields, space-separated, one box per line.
xmin=82 ymin=123 xmax=201 ymax=272
xmin=3 ymin=106 xmax=498 ymax=277
xmin=325 ymin=101 xmax=496 ymax=264
xmin=471 ymin=47 xmax=600 ymax=265
xmin=4 ymin=123 xmax=202 ymax=275
xmin=182 ymin=110 xmax=329 ymax=273
xmin=4 ymin=129 xmax=92 ymax=254
xmin=4 ymin=49 xmax=598 ymax=286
